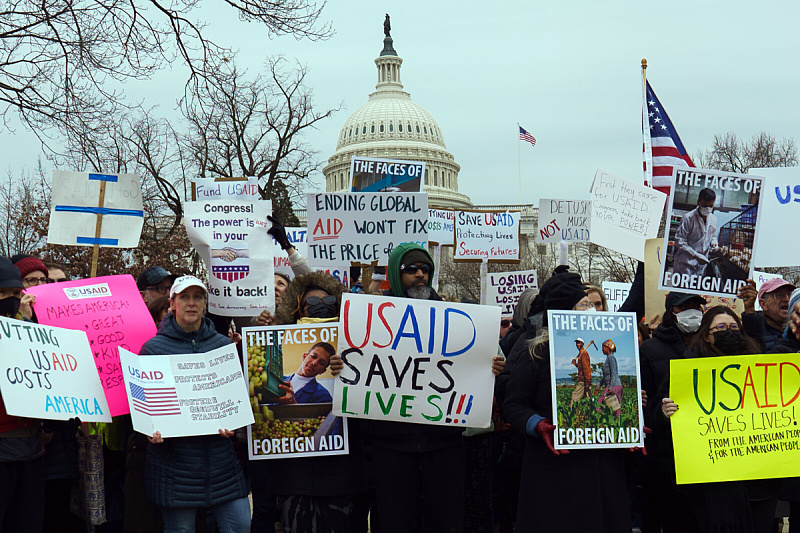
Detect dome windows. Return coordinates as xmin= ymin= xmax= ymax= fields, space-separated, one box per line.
xmin=416 ymin=125 xmax=420 ymax=133
xmin=389 ymin=123 xmax=393 ymax=133
xmin=380 ymin=124 xmax=384 ymax=133
xmin=399 ymin=123 xmax=403 ymax=132
xmin=424 ymin=126 xmax=428 ymax=135
xmin=371 ymin=124 xmax=375 ymax=134
xmin=408 ymin=123 xmax=412 ymax=134
xmin=362 ymin=126 xmax=366 ymax=135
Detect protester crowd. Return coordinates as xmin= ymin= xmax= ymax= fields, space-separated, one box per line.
xmin=1 ymin=215 xmax=800 ymax=533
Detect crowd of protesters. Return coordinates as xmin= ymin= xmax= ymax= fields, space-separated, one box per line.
xmin=1 ymin=215 xmax=800 ymax=533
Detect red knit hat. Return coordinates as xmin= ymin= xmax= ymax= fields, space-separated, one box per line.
xmin=12 ymin=256 xmax=48 ymax=278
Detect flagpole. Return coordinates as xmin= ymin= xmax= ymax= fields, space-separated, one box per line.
xmin=517 ymin=122 xmax=522 ymax=204
xmin=641 ymin=59 xmax=654 ymax=189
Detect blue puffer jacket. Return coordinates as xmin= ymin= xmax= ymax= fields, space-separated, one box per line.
xmin=140 ymin=315 xmax=247 ymax=508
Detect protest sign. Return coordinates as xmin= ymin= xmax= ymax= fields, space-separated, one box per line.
xmin=305 ymin=193 xmax=428 ymax=266
xmin=428 ymin=209 xmax=455 ymax=246
xmin=48 ymin=171 xmax=144 ymax=248
xmin=547 ymin=310 xmax=643 ymax=450
xmin=453 ymin=210 xmax=521 ymax=263
xmin=120 ymin=345 xmax=253 ymax=438
xmin=644 ymin=238 xmax=744 ymax=325
xmin=273 ymin=227 xmax=350 ymax=286
xmin=753 ymin=270 xmax=784 ymax=311
xmin=750 ymin=167 xmax=800 ymax=267
xmin=659 ymin=168 xmax=764 ymax=297
xmin=332 ymin=294 xmax=499 ymax=427
xmin=670 ymin=353 xmax=800 ymax=484
xmin=242 ymin=323 xmax=348 ymax=459
xmin=184 ymin=200 xmax=275 ymax=316
xmin=537 ymin=199 xmax=591 ymax=243
xmin=484 ymin=270 xmax=538 ymax=316
xmin=603 ymin=281 xmax=632 ymax=312
xmin=350 ymin=156 xmax=424 ymax=193
xmin=191 ymin=177 xmax=260 ymax=201
xmin=0 ymin=316 xmax=111 ymax=422
xmin=29 ymin=275 xmax=156 ymax=416
xmin=589 ymin=169 xmax=667 ymax=261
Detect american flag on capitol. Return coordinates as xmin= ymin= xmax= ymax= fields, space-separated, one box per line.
xmin=130 ymin=383 xmax=181 ymax=416
xmin=519 ymin=126 xmax=536 ymax=147
xmin=643 ymin=81 xmax=694 ymax=196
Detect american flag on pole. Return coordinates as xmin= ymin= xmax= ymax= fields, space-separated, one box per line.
xmin=643 ymin=81 xmax=694 ymax=196
xmin=130 ymin=383 xmax=181 ymax=416
xmin=519 ymin=126 xmax=537 ymax=147
xmin=212 ymin=264 xmax=249 ymax=283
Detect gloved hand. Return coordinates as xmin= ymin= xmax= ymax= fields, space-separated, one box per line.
xmin=696 ymin=253 xmax=710 ymax=265
xmin=536 ymin=419 xmax=569 ymax=456
xmin=267 ymin=215 xmax=292 ymax=250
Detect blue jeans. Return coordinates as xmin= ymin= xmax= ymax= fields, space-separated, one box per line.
xmin=161 ymin=496 xmax=251 ymax=533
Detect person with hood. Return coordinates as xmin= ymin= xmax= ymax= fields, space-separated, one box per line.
xmin=141 ymin=275 xmax=250 ymax=533
xmin=499 ymin=287 xmax=538 ymax=357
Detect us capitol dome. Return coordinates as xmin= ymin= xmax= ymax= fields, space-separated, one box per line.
xmin=322 ymin=22 xmax=473 ymax=209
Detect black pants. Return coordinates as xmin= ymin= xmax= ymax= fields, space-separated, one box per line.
xmin=0 ymin=456 xmax=45 ymax=533
xmin=372 ymin=446 xmax=465 ymax=533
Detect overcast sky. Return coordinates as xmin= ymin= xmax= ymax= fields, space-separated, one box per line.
xmin=4 ymin=0 xmax=799 ymax=207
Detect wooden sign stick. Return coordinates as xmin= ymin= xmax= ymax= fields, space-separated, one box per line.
xmin=89 ymin=181 xmax=107 ymax=278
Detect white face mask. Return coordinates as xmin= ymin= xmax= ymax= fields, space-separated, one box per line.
xmin=584 ymin=307 xmax=596 ymax=312
xmin=675 ymin=309 xmax=703 ymax=333
xmin=699 ymin=206 xmax=713 ymax=216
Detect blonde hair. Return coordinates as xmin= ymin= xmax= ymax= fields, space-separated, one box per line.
xmin=585 ymin=285 xmax=608 ymax=311
xmin=527 ymin=328 xmax=550 ymax=361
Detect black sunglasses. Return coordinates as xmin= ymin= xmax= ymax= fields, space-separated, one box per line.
xmin=400 ymin=263 xmax=431 ymax=275
xmin=305 ymin=295 xmax=337 ymax=306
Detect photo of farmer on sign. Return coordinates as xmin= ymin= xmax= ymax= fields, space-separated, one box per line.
xmin=548 ymin=310 xmax=643 ymax=450
xmin=242 ymin=323 xmax=348 ymax=460
xmin=659 ymin=168 xmax=764 ymax=298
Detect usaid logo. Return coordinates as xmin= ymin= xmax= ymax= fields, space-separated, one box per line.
xmin=64 ymin=283 xmax=111 ymax=300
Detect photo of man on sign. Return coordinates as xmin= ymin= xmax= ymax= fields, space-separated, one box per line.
xmin=275 ymin=342 xmax=334 ymax=404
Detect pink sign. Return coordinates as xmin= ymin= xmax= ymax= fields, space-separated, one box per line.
xmin=28 ymin=275 xmax=157 ymax=416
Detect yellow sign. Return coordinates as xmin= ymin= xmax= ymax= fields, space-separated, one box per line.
xmin=670 ymin=353 xmax=800 ymax=484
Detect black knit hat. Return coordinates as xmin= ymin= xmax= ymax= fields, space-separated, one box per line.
xmin=544 ymin=281 xmax=587 ymax=311
xmin=0 ymin=257 xmax=24 ymax=289
xmin=528 ymin=270 xmax=583 ymax=317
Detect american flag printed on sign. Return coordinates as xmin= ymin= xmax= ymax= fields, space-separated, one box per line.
xmin=212 ymin=264 xmax=249 ymax=283
xmin=643 ymin=81 xmax=694 ymax=196
xmin=130 ymin=383 xmax=181 ymax=416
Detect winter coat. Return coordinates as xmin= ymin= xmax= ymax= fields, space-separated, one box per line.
xmin=672 ymin=207 xmax=719 ymax=278
xmin=140 ymin=315 xmax=247 ymax=508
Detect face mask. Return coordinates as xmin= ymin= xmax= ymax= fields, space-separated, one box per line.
xmin=699 ymin=206 xmax=713 ymax=216
xmin=584 ymin=307 xmax=596 ymax=313
xmin=712 ymin=329 xmax=742 ymax=355
xmin=0 ymin=297 xmax=21 ymax=318
xmin=675 ymin=309 xmax=703 ymax=333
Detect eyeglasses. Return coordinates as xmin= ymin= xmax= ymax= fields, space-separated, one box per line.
xmin=501 ymin=319 xmax=512 ymax=328
xmin=574 ymin=301 xmax=591 ymax=310
xmin=22 ymin=276 xmax=48 ymax=286
xmin=400 ymin=263 xmax=431 ymax=275
xmin=712 ymin=323 xmax=740 ymax=332
xmin=47 ymin=278 xmax=68 ymax=283
xmin=768 ymin=291 xmax=792 ymax=300
xmin=305 ymin=295 xmax=337 ymax=306
xmin=146 ymin=285 xmax=170 ymax=295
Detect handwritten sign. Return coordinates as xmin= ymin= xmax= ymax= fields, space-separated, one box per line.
xmin=428 ymin=209 xmax=455 ymax=246
xmin=120 ymin=345 xmax=254 ymax=438
xmin=548 ymin=310 xmax=643 ymax=450
xmin=0 ymin=316 xmax=111 ymax=422
xmin=48 ymin=171 xmax=144 ymax=248
xmin=670 ymin=353 xmax=800 ymax=484
xmin=350 ymin=156 xmax=424 ymax=193
xmin=750 ymin=167 xmax=800 ymax=267
xmin=305 ymin=193 xmax=428 ymax=267
xmin=603 ymin=281 xmax=632 ymax=312
xmin=184 ymin=200 xmax=275 ymax=316
xmin=454 ymin=210 xmax=521 ymax=263
xmin=273 ymin=227 xmax=350 ymax=286
xmin=191 ymin=177 xmax=260 ymax=201
xmin=484 ymin=270 xmax=538 ymax=316
xmin=659 ymin=168 xmax=764 ymax=297
xmin=537 ymin=199 xmax=591 ymax=243
xmin=28 ymin=275 xmax=156 ymax=416
xmin=589 ymin=169 xmax=667 ymax=261
xmin=332 ymin=294 xmax=499 ymax=427
xmin=242 ymin=323 xmax=349 ymax=459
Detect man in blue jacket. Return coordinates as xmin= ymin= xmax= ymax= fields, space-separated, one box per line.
xmin=276 ymin=342 xmax=334 ymax=404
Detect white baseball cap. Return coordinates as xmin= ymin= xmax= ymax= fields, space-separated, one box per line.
xmin=575 ymin=337 xmax=584 ymax=344
xmin=169 ymin=275 xmax=208 ymax=299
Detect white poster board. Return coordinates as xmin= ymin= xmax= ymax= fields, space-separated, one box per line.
xmin=184 ymin=200 xmax=275 ymax=316
xmin=306 ymin=193 xmax=428 ymax=266
xmin=120 ymin=345 xmax=254 ymax=438
xmin=589 ymin=169 xmax=667 ymax=261
xmin=0 ymin=316 xmax=111 ymax=422
xmin=48 ymin=171 xmax=144 ymax=248
xmin=537 ymin=199 xmax=591 ymax=243
xmin=273 ymin=227 xmax=350 ymax=286
xmin=750 ymin=167 xmax=800 ymax=267
xmin=349 ymin=156 xmax=425 ymax=193
xmin=753 ymin=270 xmax=784 ymax=311
xmin=454 ymin=210 xmax=521 ymax=262
xmin=602 ymin=281 xmax=632 ymax=312
xmin=428 ymin=209 xmax=455 ymax=246
xmin=484 ymin=270 xmax=538 ymax=316
xmin=191 ymin=177 xmax=260 ymax=201
xmin=332 ymin=294 xmax=500 ymax=427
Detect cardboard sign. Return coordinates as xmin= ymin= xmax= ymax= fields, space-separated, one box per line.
xmin=750 ymin=167 xmax=800 ymax=268
xmin=484 ymin=270 xmax=538 ymax=316
xmin=333 ymin=294 xmax=500 ymax=427
xmin=191 ymin=177 xmax=260 ymax=201
xmin=753 ymin=270 xmax=784 ymax=312
xmin=350 ymin=156 xmax=424 ymax=193
xmin=670 ymin=353 xmax=800 ymax=484
xmin=537 ymin=199 xmax=592 ymax=243
xmin=184 ymin=200 xmax=275 ymax=316
xmin=589 ymin=169 xmax=667 ymax=261
xmin=242 ymin=323 xmax=349 ymax=460
xmin=547 ymin=310 xmax=644 ymax=450
xmin=48 ymin=171 xmax=144 ymax=248
xmin=659 ymin=168 xmax=764 ymax=297
xmin=29 ymin=275 xmax=157 ymax=416
xmin=120 ymin=345 xmax=254 ymax=438
xmin=0 ymin=316 xmax=111 ymax=422
xmin=453 ymin=210 xmax=521 ymax=263
xmin=305 ymin=193 xmax=428 ymax=266
xmin=428 ymin=209 xmax=455 ymax=246
xmin=603 ymin=281 xmax=632 ymax=312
